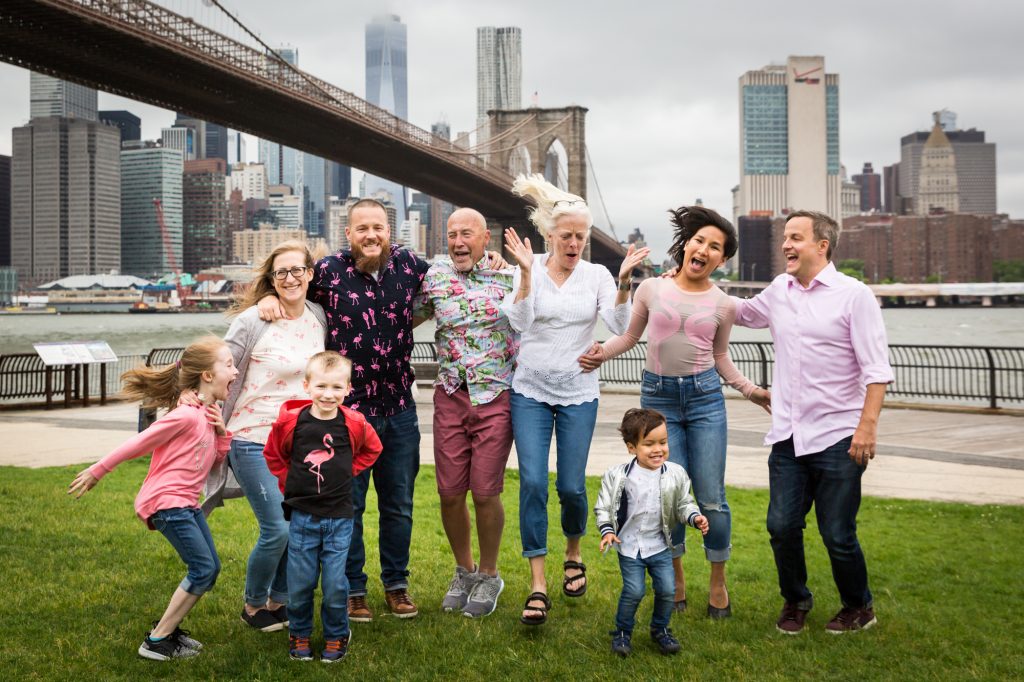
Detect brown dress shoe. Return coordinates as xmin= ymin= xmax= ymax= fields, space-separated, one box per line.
xmin=385 ymin=588 xmax=419 ymax=618
xmin=348 ymin=595 xmax=373 ymax=623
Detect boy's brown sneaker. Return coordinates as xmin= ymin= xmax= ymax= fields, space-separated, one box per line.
xmin=825 ymin=606 xmax=877 ymax=634
xmin=348 ymin=595 xmax=373 ymax=623
xmin=385 ymin=588 xmax=419 ymax=618
xmin=776 ymin=602 xmax=810 ymax=635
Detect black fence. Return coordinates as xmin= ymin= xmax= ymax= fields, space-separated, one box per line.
xmin=2 ymin=342 xmax=1021 ymax=409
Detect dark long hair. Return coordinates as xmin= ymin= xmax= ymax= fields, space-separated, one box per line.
xmin=667 ymin=206 xmax=738 ymax=265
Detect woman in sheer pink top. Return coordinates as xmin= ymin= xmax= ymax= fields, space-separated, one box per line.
xmin=580 ymin=206 xmax=770 ymax=619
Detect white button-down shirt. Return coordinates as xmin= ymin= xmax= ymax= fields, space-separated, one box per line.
xmin=733 ymin=263 xmax=894 ymax=456
xmin=617 ymin=465 xmax=669 ymax=559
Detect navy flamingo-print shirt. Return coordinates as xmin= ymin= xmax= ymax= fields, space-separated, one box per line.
xmin=309 ymin=245 xmax=429 ymax=418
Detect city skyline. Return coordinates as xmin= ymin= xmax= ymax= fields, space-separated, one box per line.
xmin=0 ymin=0 xmax=1021 ymax=261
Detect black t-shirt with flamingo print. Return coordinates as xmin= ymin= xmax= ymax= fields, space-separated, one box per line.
xmin=283 ymin=407 xmax=353 ymax=520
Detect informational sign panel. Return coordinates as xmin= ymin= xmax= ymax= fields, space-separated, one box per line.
xmin=33 ymin=341 xmax=118 ymax=366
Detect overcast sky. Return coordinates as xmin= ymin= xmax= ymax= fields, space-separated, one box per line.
xmin=1 ymin=0 xmax=1021 ymax=260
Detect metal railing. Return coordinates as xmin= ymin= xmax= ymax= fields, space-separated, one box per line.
xmin=3 ymin=343 xmax=1021 ymax=409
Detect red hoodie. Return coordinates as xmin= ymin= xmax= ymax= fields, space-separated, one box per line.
xmin=263 ymin=399 xmax=382 ymax=494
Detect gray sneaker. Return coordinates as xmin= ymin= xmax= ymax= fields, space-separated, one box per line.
xmin=441 ymin=566 xmax=478 ymax=613
xmin=462 ymin=573 xmax=504 ymax=618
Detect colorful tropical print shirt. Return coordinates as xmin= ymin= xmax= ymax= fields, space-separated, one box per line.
xmin=309 ymin=245 xmax=429 ymax=418
xmin=416 ymin=255 xmax=518 ymax=406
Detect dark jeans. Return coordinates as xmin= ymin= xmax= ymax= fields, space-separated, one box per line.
xmin=347 ymin=406 xmax=420 ymax=595
xmin=767 ymin=436 xmax=872 ymax=610
xmin=287 ymin=510 xmax=353 ymax=640
xmin=614 ymin=548 xmax=675 ymax=633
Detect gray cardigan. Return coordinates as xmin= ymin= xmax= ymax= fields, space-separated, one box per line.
xmin=201 ymin=300 xmax=327 ymax=515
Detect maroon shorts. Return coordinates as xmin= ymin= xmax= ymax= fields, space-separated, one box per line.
xmin=433 ymin=386 xmax=513 ymax=497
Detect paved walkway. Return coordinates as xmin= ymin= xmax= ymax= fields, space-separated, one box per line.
xmin=2 ymin=389 xmax=1022 ymax=505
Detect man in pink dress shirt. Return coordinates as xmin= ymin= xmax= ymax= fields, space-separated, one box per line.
xmin=733 ymin=210 xmax=893 ymax=636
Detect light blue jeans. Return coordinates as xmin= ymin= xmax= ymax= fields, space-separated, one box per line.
xmin=151 ymin=506 xmax=220 ymax=596
xmin=510 ymin=391 xmax=599 ymax=558
xmin=640 ymin=368 xmax=732 ymax=562
xmin=229 ymin=438 xmax=289 ymax=607
xmin=287 ymin=510 xmax=353 ymax=640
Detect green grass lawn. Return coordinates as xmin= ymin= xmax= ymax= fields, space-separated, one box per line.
xmin=2 ymin=461 xmax=1022 ymax=681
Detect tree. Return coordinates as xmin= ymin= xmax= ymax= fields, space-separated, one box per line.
xmin=838 ymin=258 xmax=865 ymax=282
xmin=993 ymin=260 xmax=1024 ymax=283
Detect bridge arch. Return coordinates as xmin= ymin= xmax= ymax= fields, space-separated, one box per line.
xmin=488 ymin=106 xmax=587 ymax=200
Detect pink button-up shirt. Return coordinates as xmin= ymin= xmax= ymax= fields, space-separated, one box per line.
xmin=733 ymin=262 xmax=893 ymax=456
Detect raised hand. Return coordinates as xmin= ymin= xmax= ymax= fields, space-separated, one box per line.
xmin=504 ymin=228 xmax=534 ymax=272
xmin=68 ymin=469 xmax=99 ymax=499
xmin=618 ymin=243 xmax=650 ymax=283
xmin=486 ymin=250 xmax=510 ymax=270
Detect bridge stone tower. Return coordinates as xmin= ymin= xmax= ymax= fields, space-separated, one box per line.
xmin=487 ymin=106 xmax=588 ymax=200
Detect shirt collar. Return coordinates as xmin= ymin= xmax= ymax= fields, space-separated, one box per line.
xmin=788 ymin=261 xmax=838 ymax=290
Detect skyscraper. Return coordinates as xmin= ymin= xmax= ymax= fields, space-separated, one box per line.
xmin=852 ymin=162 xmax=882 ymax=212
xmin=183 ymin=158 xmax=229 ymax=273
xmin=161 ymin=126 xmax=197 ymax=161
xmin=894 ymin=113 xmax=996 ymax=215
xmin=364 ymin=15 xmax=408 ymax=225
xmin=735 ymin=56 xmax=841 ymax=219
xmin=29 ymin=73 xmax=97 ymax=121
xmin=121 ymin=144 xmax=183 ymax=278
xmin=99 ymin=110 xmax=141 ymax=145
xmin=12 ymin=118 xmax=120 ymax=285
xmin=916 ymin=122 xmax=959 ymax=215
xmin=477 ymin=27 xmax=522 ymax=135
xmin=0 ymin=155 xmax=11 ymax=267
xmin=227 ymin=129 xmax=247 ymax=166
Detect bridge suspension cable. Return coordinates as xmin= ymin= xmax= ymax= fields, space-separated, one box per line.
xmin=443 ymin=113 xmax=574 ymax=156
xmin=586 ymin=146 xmax=618 ymax=241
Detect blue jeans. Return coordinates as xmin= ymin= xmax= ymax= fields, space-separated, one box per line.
xmin=640 ymin=368 xmax=731 ymax=562
xmin=510 ymin=392 xmax=598 ymax=557
xmin=615 ymin=549 xmax=675 ymax=633
xmin=347 ymin=406 xmax=420 ymax=595
xmin=151 ymin=507 xmax=220 ymax=596
xmin=229 ymin=438 xmax=289 ymax=607
xmin=287 ymin=510 xmax=353 ymax=640
xmin=767 ymin=436 xmax=872 ymax=610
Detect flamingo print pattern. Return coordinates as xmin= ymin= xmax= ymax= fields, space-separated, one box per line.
xmin=303 ymin=433 xmax=335 ymax=494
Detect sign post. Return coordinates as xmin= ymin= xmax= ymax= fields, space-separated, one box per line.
xmin=32 ymin=341 xmax=118 ymax=409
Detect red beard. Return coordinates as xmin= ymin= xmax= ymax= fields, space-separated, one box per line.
xmin=352 ymin=239 xmax=391 ymax=273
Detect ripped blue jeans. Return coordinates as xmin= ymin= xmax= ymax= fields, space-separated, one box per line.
xmin=229 ymin=438 xmax=289 ymax=608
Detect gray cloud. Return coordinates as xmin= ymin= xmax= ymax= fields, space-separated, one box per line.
xmin=1 ymin=0 xmax=1021 ymax=260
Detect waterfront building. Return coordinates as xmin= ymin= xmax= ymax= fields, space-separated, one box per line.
xmin=160 ymin=125 xmax=197 ymax=161
xmin=183 ymin=159 xmax=229 ymax=274
xmin=0 ymin=155 xmax=10 ymax=268
xmin=232 ymin=223 xmax=324 ymax=265
xmin=36 ymin=273 xmax=151 ymax=313
xmin=227 ymin=129 xmax=247 ymax=166
xmin=12 ymin=117 xmax=121 ymax=286
xmin=842 ymin=170 xmax=862 ymax=219
xmin=172 ymin=114 xmax=207 ymax=159
xmin=853 ymin=162 xmax=882 ymax=212
xmin=409 ymin=192 xmax=434 ymax=256
xmin=98 ymin=110 xmax=141 ymax=145
xmin=327 ymin=195 xmax=359 ymax=253
xmin=431 ymin=120 xmax=451 ymax=143
xmin=29 ymin=74 xmax=96 ymax=121
xmin=735 ymin=55 xmax=841 ymax=220
xmin=477 ymin=26 xmax=522 ymax=140
xmin=204 ymin=122 xmax=228 ymax=163
xmin=364 ymin=14 xmax=408 ymax=225
xmin=894 ymin=113 xmax=996 ymax=215
xmin=395 ymin=212 xmax=422 ymax=255
xmin=228 ymin=162 xmax=268 ymax=200
xmin=121 ymin=143 xmax=183 ymax=278
xmin=267 ymin=184 xmax=301 ymax=230
xmin=736 ymin=215 xmax=777 ymax=282
xmin=916 ymin=121 xmax=959 ymax=215
xmin=327 ymin=161 xmax=351 ymax=205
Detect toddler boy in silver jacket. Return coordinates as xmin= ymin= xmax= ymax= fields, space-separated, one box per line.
xmin=594 ymin=408 xmax=708 ymax=657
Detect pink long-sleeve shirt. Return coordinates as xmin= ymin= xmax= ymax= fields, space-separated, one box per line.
xmin=88 ymin=405 xmax=233 ymax=527
xmin=733 ymin=263 xmax=894 ymax=456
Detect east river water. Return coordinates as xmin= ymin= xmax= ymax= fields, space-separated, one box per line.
xmin=1 ymin=307 xmax=1022 ymax=356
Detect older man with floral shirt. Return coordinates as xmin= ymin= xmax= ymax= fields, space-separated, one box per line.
xmin=416 ymin=207 xmax=518 ymax=619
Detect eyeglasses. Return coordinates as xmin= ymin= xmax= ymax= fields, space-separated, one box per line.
xmin=271 ymin=266 xmax=309 ymax=280
xmin=553 ymin=199 xmax=587 ymax=209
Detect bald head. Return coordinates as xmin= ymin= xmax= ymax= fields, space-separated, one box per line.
xmin=447 ymin=208 xmax=490 ymax=272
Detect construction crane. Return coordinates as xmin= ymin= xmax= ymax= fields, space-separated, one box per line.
xmin=152 ymin=198 xmax=181 ymax=275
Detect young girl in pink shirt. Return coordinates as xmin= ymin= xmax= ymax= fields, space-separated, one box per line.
xmin=68 ymin=336 xmax=238 ymax=661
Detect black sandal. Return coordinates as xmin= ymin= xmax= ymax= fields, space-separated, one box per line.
xmin=562 ymin=560 xmax=588 ymax=597
xmin=520 ymin=592 xmax=551 ymax=625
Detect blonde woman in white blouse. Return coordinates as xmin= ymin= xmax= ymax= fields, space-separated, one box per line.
xmin=502 ymin=174 xmax=649 ymax=625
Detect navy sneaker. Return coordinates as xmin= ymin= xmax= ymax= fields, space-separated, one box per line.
xmin=150 ymin=621 xmax=202 ymax=651
xmin=610 ymin=630 xmax=632 ymax=657
xmin=650 ymin=627 xmax=681 ymax=655
xmin=321 ymin=633 xmax=351 ymax=663
xmin=289 ymin=635 xmax=314 ymax=661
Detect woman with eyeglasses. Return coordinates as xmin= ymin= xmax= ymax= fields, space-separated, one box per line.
xmin=202 ymin=240 xmax=327 ymax=633
xmin=502 ymin=174 xmax=649 ymax=625
xmin=578 ymin=206 xmax=771 ymax=620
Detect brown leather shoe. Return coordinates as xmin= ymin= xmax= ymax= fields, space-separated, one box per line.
xmin=384 ymin=588 xmax=419 ymax=618
xmin=348 ymin=595 xmax=373 ymax=623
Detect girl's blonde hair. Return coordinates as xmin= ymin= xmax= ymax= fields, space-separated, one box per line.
xmin=121 ymin=336 xmax=227 ymax=411
xmin=511 ymin=173 xmax=593 ymax=244
xmin=229 ymin=240 xmax=320 ymax=315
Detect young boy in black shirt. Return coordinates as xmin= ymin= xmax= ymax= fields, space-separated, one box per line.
xmin=263 ymin=351 xmax=382 ymax=662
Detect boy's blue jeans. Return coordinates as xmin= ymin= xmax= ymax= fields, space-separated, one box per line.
xmin=614 ymin=548 xmax=675 ymax=633
xmin=287 ymin=510 xmax=354 ymax=640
